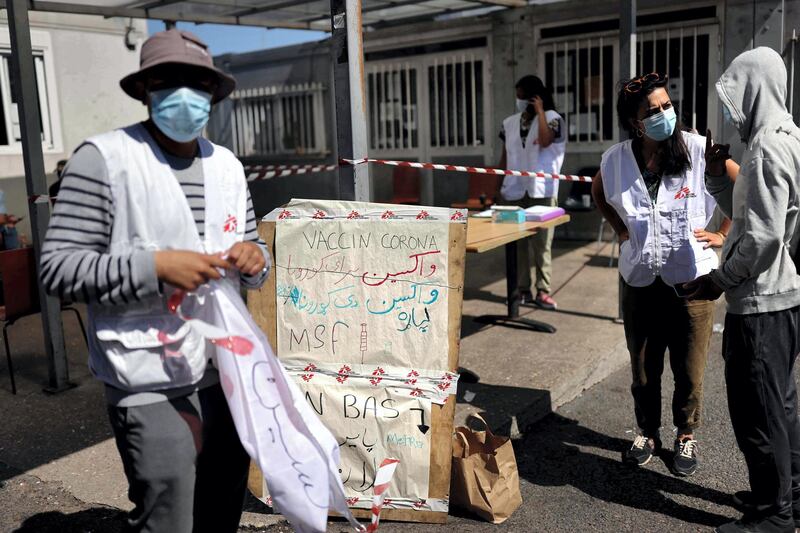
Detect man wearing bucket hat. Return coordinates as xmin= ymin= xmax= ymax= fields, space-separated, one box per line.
xmin=40 ymin=30 xmax=268 ymax=532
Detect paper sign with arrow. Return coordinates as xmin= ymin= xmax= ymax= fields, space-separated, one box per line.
xmin=410 ymin=407 xmax=429 ymax=435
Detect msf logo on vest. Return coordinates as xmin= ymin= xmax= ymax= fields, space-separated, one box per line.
xmin=223 ymin=214 xmax=238 ymax=233
xmin=674 ymin=186 xmax=696 ymax=200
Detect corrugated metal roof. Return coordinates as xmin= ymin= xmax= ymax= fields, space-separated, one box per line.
xmin=3 ymin=0 xmax=527 ymax=31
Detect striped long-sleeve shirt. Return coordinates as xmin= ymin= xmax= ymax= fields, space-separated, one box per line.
xmin=40 ymin=141 xmax=270 ymax=305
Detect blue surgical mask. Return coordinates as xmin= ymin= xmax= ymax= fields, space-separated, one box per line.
xmin=149 ymin=87 xmax=212 ymax=143
xmin=516 ymin=98 xmax=529 ymax=113
xmin=642 ymin=107 xmax=677 ymax=142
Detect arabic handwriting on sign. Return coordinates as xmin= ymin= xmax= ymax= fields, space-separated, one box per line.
xmin=362 ymin=427 xmax=377 ymax=452
xmin=336 ymin=268 xmax=361 ymax=285
xmin=423 ymin=288 xmax=439 ymax=305
xmin=338 ymin=433 xmax=360 ymax=448
xmin=365 ymin=300 xmax=392 ymax=316
xmin=409 ymin=250 xmax=439 ymax=279
xmin=361 ymin=271 xmax=390 ymax=287
xmin=339 ymin=466 xmax=351 ymax=484
xmin=286 ymin=252 xmax=361 ymax=284
xmin=364 ymin=283 xmax=442 ymax=316
xmin=397 ymin=307 xmax=432 ymax=333
xmin=302 ymin=252 xmax=339 ymax=282
xmin=353 ymin=457 xmax=377 ymax=492
xmin=337 ymin=436 xmax=377 ymax=492
xmin=359 ymin=250 xmax=442 ymax=287
xmin=337 ymin=429 xmax=378 ymax=454
xmin=397 ymin=311 xmax=410 ymax=331
xmin=365 ymin=284 xmax=418 ymax=315
xmin=330 ymin=286 xmax=359 ymax=309
xmin=278 ymin=284 xmax=359 ymax=316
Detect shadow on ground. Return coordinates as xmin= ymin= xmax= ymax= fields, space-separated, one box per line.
xmin=0 ymin=307 xmax=114 ymax=483
xmin=452 ymin=371 xmax=734 ymax=530
xmin=515 ymin=413 xmax=733 ymax=528
xmin=12 ymin=507 xmax=127 ymax=533
xmin=454 ymin=378 xmax=552 ymax=434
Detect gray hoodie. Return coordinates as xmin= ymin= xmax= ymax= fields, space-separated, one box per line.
xmin=707 ymin=47 xmax=800 ymax=314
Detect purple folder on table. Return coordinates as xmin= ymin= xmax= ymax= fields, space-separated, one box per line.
xmin=524 ymin=206 xmax=566 ymax=222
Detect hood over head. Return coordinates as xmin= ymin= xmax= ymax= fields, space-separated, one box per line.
xmin=716 ymin=47 xmax=791 ymax=143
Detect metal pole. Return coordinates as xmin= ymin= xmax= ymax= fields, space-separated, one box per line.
xmin=619 ymin=0 xmax=637 ymax=136
xmin=7 ymin=0 xmax=72 ymax=393
xmin=329 ymin=0 xmax=370 ymax=201
xmin=790 ymin=29 xmax=797 ymax=117
xmin=617 ymin=0 xmax=636 ymax=322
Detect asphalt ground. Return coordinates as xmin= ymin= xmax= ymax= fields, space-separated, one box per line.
xmin=277 ymin=312 xmax=754 ymax=533
xmin=3 ymin=309 xmax=767 ymax=533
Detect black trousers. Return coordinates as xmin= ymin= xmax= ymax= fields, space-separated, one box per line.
xmin=723 ymin=306 xmax=800 ymax=522
xmin=621 ymin=277 xmax=715 ymax=436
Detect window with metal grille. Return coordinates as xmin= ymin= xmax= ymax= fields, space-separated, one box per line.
xmin=367 ymin=65 xmax=418 ymax=150
xmin=636 ymin=29 xmax=711 ymax=133
xmin=0 ymin=52 xmax=56 ymax=149
xmin=540 ymin=24 xmax=715 ymax=147
xmin=230 ymin=82 xmax=327 ymax=157
xmin=428 ymin=57 xmax=484 ymax=148
xmin=543 ymin=41 xmax=615 ymax=144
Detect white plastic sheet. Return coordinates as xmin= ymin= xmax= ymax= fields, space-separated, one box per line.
xmin=175 ymin=281 xmax=363 ymax=533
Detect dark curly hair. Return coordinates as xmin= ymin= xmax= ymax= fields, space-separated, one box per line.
xmin=616 ymin=74 xmax=691 ymax=176
xmin=516 ymin=75 xmax=557 ymax=113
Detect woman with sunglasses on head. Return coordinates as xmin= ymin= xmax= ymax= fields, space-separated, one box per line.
xmin=591 ymin=72 xmax=736 ymax=476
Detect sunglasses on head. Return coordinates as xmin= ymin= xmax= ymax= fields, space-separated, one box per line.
xmin=624 ymin=72 xmax=666 ymax=94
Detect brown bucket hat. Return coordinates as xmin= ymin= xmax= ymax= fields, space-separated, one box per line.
xmin=120 ymin=29 xmax=236 ymax=104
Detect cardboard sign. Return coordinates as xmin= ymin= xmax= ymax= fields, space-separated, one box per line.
xmin=275 ymin=218 xmax=450 ymax=371
xmin=250 ymin=199 xmax=467 ymax=522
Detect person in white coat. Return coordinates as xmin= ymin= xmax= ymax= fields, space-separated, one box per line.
xmin=592 ymin=72 xmax=735 ymax=477
xmin=499 ymin=75 xmax=566 ymax=310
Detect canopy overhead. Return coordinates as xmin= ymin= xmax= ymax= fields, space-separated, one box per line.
xmin=0 ymin=0 xmax=527 ymax=30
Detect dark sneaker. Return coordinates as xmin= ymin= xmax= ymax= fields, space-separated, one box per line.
xmin=715 ymin=515 xmax=795 ymax=533
xmin=534 ymin=291 xmax=558 ymax=310
xmin=673 ymin=437 xmax=699 ymax=477
xmin=623 ymin=435 xmax=659 ymax=466
xmin=732 ymin=491 xmax=800 ymax=527
xmin=519 ymin=290 xmax=535 ymax=305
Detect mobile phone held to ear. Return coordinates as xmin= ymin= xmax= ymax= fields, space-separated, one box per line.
xmin=674 ymin=283 xmax=693 ymax=298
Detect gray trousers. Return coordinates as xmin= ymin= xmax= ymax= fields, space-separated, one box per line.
xmin=517 ymin=196 xmax=557 ymax=293
xmin=107 ymin=384 xmax=250 ymax=533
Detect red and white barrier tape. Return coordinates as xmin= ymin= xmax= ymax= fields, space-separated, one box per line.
xmin=244 ymin=158 xmax=593 ymax=183
xmin=366 ymin=458 xmax=400 ymax=532
xmin=246 ymin=163 xmax=338 ymax=181
xmin=350 ymin=158 xmax=594 ymax=182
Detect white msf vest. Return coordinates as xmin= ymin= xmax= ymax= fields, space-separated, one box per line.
xmin=600 ymin=131 xmax=718 ymax=287
xmin=500 ymin=110 xmax=566 ymax=200
xmin=84 ymin=123 xmax=248 ymax=392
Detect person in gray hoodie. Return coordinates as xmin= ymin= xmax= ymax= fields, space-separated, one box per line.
xmin=686 ymin=47 xmax=800 ymax=533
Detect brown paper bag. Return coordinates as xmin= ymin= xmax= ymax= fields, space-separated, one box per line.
xmin=450 ymin=413 xmax=522 ymax=523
